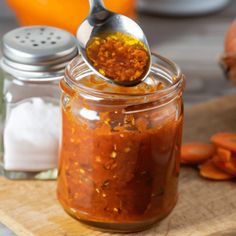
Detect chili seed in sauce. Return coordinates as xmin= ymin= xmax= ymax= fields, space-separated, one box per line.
xmin=110 ymin=151 xmax=117 ymax=159
xmin=110 ymin=162 xmax=117 ymax=170
xmin=102 ymin=180 xmax=110 ymax=189
xmin=79 ymin=168 xmax=85 ymax=174
xmin=95 ymin=155 xmax=102 ymax=163
xmin=124 ymin=147 xmax=131 ymax=153
xmin=113 ymin=208 xmax=121 ymax=213
xmin=103 ymin=159 xmax=116 ymax=170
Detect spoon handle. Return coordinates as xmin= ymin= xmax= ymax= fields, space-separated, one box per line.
xmin=89 ymin=0 xmax=105 ymax=14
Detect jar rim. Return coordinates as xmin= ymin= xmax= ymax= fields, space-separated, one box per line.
xmin=64 ymin=53 xmax=184 ymax=103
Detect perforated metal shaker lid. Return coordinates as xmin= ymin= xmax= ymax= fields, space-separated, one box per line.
xmin=1 ymin=26 xmax=78 ymax=82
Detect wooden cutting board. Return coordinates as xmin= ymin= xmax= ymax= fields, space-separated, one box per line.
xmin=1 ymin=94 xmax=236 ymax=236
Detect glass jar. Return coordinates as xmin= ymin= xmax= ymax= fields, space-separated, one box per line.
xmin=57 ymin=53 xmax=184 ymax=232
xmin=0 ymin=26 xmax=78 ymax=179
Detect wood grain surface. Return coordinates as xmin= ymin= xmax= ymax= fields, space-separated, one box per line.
xmin=0 ymin=94 xmax=236 ymax=236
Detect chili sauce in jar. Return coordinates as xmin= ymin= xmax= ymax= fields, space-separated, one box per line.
xmin=57 ymin=53 xmax=184 ymax=232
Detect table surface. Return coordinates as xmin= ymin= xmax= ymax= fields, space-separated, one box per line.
xmin=0 ymin=1 xmax=236 ymax=235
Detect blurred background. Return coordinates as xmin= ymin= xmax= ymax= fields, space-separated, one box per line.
xmin=1 ymin=0 xmax=236 ymax=105
xmin=0 ymin=1 xmax=236 ymax=235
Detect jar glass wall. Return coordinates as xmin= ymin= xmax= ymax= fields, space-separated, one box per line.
xmin=57 ymin=53 xmax=184 ymax=232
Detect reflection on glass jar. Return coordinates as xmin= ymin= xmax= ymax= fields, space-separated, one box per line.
xmin=57 ymin=53 xmax=184 ymax=232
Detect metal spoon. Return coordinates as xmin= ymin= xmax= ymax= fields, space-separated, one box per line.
xmin=76 ymin=0 xmax=151 ymax=86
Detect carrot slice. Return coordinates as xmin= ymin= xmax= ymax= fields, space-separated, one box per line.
xmin=181 ymin=143 xmax=215 ymax=165
xmin=199 ymin=159 xmax=234 ymax=180
xmin=216 ymin=148 xmax=231 ymax=162
xmin=212 ymin=155 xmax=236 ymax=176
xmin=211 ymin=132 xmax=236 ymax=152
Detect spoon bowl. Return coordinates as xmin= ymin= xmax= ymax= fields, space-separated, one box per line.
xmin=76 ymin=0 xmax=151 ymax=86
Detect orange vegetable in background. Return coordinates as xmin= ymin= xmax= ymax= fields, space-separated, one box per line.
xmin=180 ymin=133 xmax=236 ymax=181
xmin=221 ymin=19 xmax=236 ymax=85
xmin=225 ymin=19 xmax=236 ymax=54
xmin=216 ymin=147 xmax=231 ymax=162
xmin=181 ymin=143 xmax=215 ymax=165
xmin=199 ymin=159 xmax=234 ymax=181
xmin=7 ymin=0 xmax=136 ymax=34
xmin=211 ymin=132 xmax=236 ymax=152
xmin=212 ymin=154 xmax=236 ymax=176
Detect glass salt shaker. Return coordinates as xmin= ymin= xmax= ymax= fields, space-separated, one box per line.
xmin=0 ymin=26 xmax=78 ymax=180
